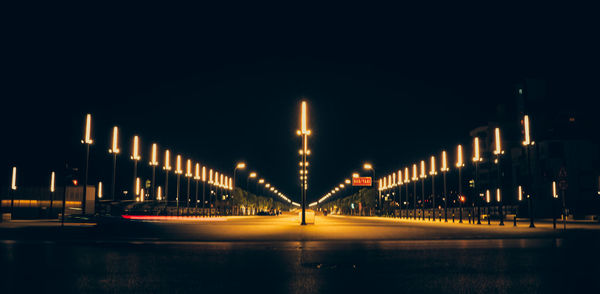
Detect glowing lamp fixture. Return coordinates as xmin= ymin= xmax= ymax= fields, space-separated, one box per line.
xmin=412 ymin=164 xmax=418 ymax=181
xmin=163 ymin=150 xmax=172 ymax=171
xmin=11 ymin=166 xmax=17 ymax=190
xmin=420 ymin=160 xmax=426 ymax=179
xmin=472 ymin=137 xmax=481 ymax=162
xmin=430 ymin=156 xmax=436 ymax=175
xmin=50 ymin=171 xmax=55 ymax=192
xmin=493 ymin=128 xmax=503 ymax=155
xmin=194 ymin=163 xmax=201 ymax=180
xmin=98 ymin=181 xmax=103 ymax=198
xmin=175 ymin=155 xmax=183 ymax=175
xmin=150 ymin=143 xmax=159 ymax=166
xmin=82 ymin=114 xmax=93 ymax=144
xmin=523 ymin=115 xmax=531 ymax=146
xmin=185 ymin=159 xmax=192 ymax=178
xmin=441 ymin=150 xmax=449 ymax=172
xmin=131 ymin=136 xmax=141 ymax=161
xmin=456 ymin=144 xmax=464 ymax=167
xmin=109 ymin=126 xmax=119 ymax=154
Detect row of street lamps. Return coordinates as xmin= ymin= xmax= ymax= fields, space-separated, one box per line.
xmin=318 ymin=115 xmax=540 ymax=227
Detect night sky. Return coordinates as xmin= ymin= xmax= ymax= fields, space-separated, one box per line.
xmin=2 ymin=3 xmax=598 ymax=202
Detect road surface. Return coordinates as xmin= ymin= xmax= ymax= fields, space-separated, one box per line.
xmin=1 ymin=215 xmax=599 ymax=293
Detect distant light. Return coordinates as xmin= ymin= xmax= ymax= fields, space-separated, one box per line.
xmin=363 ymin=163 xmax=373 ymax=170
xmin=258 ymin=179 xmax=265 ymax=184
xmin=552 ymin=181 xmax=558 ymax=198
xmin=209 ymin=169 xmax=213 ymax=183
xmin=202 ymin=166 xmax=207 ymax=182
xmin=430 ymin=156 xmax=436 ymax=175
xmin=236 ymin=162 xmax=246 ymax=169
xmin=493 ymin=128 xmax=503 ymax=155
xmin=485 ymin=189 xmax=490 ymax=203
xmin=135 ymin=177 xmax=140 ymax=196
xmin=518 ymin=185 xmax=523 ymax=201
xmin=496 ymin=188 xmax=500 ymax=202
xmin=352 ymin=173 xmax=359 ymax=178
xmin=157 ymin=186 xmax=162 ymax=201
xmin=345 ymin=179 xmax=351 ymax=184
xmin=185 ymin=159 xmax=192 ymax=178
xmin=98 ymin=181 xmax=103 ymax=198
xmin=249 ymin=172 xmax=257 ymax=178
xmin=412 ymin=164 xmax=418 ymax=181
xmin=441 ymin=150 xmax=449 ymax=172
xmin=404 ymin=167 xmax=410 ymax=183
xmin=420 ymin=160 xmax=426 ymax=179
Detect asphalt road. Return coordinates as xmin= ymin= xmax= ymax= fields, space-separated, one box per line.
xmin=1 ymin=215 xmax=599 ymax=293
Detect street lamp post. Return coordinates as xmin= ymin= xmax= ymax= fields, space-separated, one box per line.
xmin=185 ymin=159 xmax=192 ymax=214
xmin=297 ymin=101 xmax=311 ymax=225
xmin=232 ymin=162 xmax=246 ymax=215
xmin=404 ymin=167 xmax=410 ymax=219
xmin=523 ymin=114 xmax=535 ymax=228
xmin=108 ymin=126 xmax=120 ymax=201
xmin=208 ymin=169 xmax=213 ymax=216
xmin=363 ymin=163 xmax=377 ymax=215
xmin=441 ymin=150 xmax=449 ymax=222
xmin=81 ymin=114 xmax=93 ymax=215
xmin=49 ymin=171 xmax=55 ymax=217
xmin=473 ymin=137 xmax=482 ymax=225
xmin=494 ymin=127 xmax=505 ymax=226
xmin=420 ymin=160 xmax=426 ymax=221
xmin=412 ymin=164 xmax=418 ymax=220
xmin=175 ymin=155 xmax=183 ymax=216
xmin=201 ymin=166 xmax=206 ymax=215
xmin=456 ymin=144 xmax=464 ymax=223
xmin=430 ymin=156 xmax=437 ymax=222
xmin=397 ymin=171 xmax=402 ymax=218
xmin=131 ymin=135 xmax=141 ymax=201
xmin=163 ymin=150 xmax=171 ymax=211
xmin=149 ymin=143 xmax=159 ymax=201
xmin=247 ymin=172 xmax=257 ymax=213
xmin=194 ymin=163 xmax=201 ymax=213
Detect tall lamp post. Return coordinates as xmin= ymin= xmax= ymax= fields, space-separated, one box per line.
xmin=149 ymin=143 xmax=159 ymax=201
xmin=397 ymin=170 xmax=403 ymax=218
xmin=247 ymin=172 xmax=257 ymax=213
xmin=175 ymin=155 xmax=183 ymax=216
xmin=363 ymin=163 xmax=377 ymax=215
xmin=412 ymin=164 xmax=418 ymax=220
xmin=441 ymin=150 xmax=449 ymax=222
xmin=201 ymin=166 xmax=206 ymax=215
xmin=419 ymin=160 xmax=427 ymax=220
xmin=456 ymin=144 xmax=464 ymax=223
xmin=493 ymin=127 xmax=505 ymax=226
xmin=208 ymin=169 xmax=213 ymax=216
xmin=297 ymin=101 xmax=311 ymax=225
xmin=473 ymin=137 xmax=483 ymax=224
xmin=81 ymin=114 xmax=93 ymax=215
xmin=523 ymin=114 xmax=535 ymax=228
xmin=163 ymin=150 xmax=172 ymax=210
xmin=430 ymin=156 xmax=437 ymax=222
xmin=185 ymin=159 xmax=192 ymax=214
xmin=108 ymin=126 xmax=120 ymax=201
xmin=404 ymin=167 xmax=410 ymax=219
xmin=232 ymin=162 xmax=246 ymax=215
xmin=194 ymin=163 xmax=201 ymax=212
xmin=49 ymin=171 xmax=56 ymax=217
xmin=130 ymin=135 xmax=141 ymax=201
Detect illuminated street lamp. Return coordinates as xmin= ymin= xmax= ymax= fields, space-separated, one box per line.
xmin=149 ymin=143 xmax=159 ymax=201
xmin=522 ymin=114 xmax=535 ymax=228
xmin=232 ymin=162 xmax=246 ymax=215
xmin=420 ymin=160 xmax=427 ymax=220
xmin=494 ymin=127 xmax=505 ymax=226
xmin=185 ymin=159 xmax=192 ymax=214
xmin=81 ymin=114 xmax=93 ymax=214
xmin=363 ymin=163 xmax=379 ymax=215
xmin=404 ymin=167 xmax=410 ymax=219
xmin=473 ymin=137 xmax=483 ymax=225
xmin=194 ymin=163 xmax=201 ymax=211
xmin=130 ymin=135 xmax=141 ymax=201
xmin=430 ymin=156 xmax=437 ymax=221
xmin=175 ymin=155 xmax=183 ymax=216
xmin=98 ymin=181 xmax=103 ymax=199
xmin=297 ymin=101 xmax=311 ymax=225
xmin=412 ymin=164 xmax=418 ymax=219
xmin=440 ymin=150 xmax=449 ymax=222
xmin=108 ymin=126 xmax=120 ymax=201
xmin=208 ymin=168 xmax=214 ymax=216
xmin=163 ymin=150 xmax=172 ymax=205
xmin=49 ymin=171 xmax=55 ymax=217
xmin=201 ymin=166 xmax=206 ymax=214
xmin=8 ymin=166 xmax=18 ymax=215
xmin=456 ymin=144 xmax=464 ymax=223
xmin=247 ymin=172 xmax=257 ymax=213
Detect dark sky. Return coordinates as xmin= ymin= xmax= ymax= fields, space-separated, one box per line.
xmin=2 ymin=3 xmax=599 ymax=202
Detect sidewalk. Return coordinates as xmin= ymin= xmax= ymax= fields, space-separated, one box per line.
xmin=330 ymin=214 xmax=600 ymax=230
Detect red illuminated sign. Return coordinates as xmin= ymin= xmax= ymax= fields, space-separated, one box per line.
xmin=352 ymin=177 xmax=372 ymax=186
